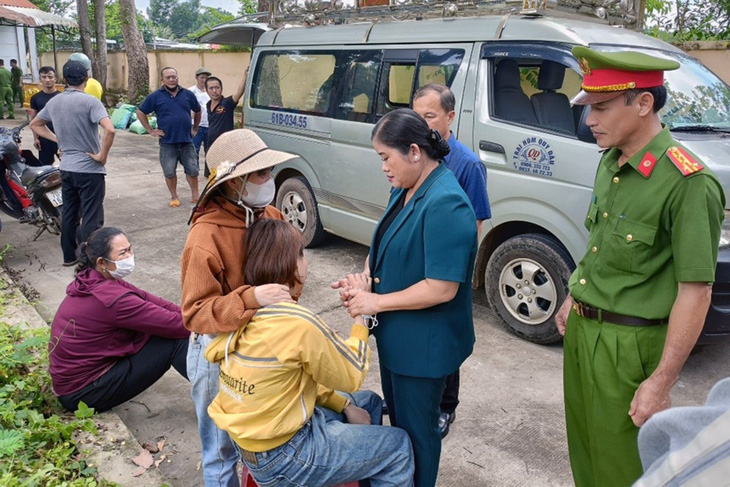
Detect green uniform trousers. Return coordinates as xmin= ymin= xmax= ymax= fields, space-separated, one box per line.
xmin=12 ymin=85 xmax=23 ymax=106
xmin=563 ymin=310 xmax=667 ymax=487
xmin=0 ymin=87 xmax=13 ymax=118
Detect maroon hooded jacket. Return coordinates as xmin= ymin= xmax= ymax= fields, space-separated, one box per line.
xmin=49 ymin=268 xmax=189 ymax=396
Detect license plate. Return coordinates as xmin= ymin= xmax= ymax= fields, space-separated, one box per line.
xmin=46 ymin=188 xmax=63 ymax=207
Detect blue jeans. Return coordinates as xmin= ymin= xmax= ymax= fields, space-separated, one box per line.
xmin=239 ymin=390 xmax=414 ymax=487
xmin=192 ymin=126 xmax=210 ymax=177
xmin=188 ymin=334 xmax=240 ymax=487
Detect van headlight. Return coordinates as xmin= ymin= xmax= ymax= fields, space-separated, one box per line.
xmin=720 ymin=211 xmax=730 ymax=248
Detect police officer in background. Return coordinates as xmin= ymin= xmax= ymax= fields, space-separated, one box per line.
xmin=555 ymin=47 xmax=725 ymax=486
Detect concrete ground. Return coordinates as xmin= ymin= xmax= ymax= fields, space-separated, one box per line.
xmin=1 ymin=115 xmax=729 ymax=486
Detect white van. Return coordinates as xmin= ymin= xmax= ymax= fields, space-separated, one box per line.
xmin=204 ymin=14 xmax=730 ymax=344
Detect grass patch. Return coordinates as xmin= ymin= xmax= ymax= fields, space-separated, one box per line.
xmin=0 ymin=273 xmax=116 ymax=486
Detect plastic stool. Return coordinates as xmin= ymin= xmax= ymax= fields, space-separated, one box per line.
xmin=242 ymin=465 xmax=359 ymax=487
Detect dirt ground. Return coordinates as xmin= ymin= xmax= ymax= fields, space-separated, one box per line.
xmin=1 ymin=115 xmax=729 ymax=486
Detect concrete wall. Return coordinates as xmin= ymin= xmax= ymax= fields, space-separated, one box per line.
xmin=39 ymin=50 xmax=251 ymax=95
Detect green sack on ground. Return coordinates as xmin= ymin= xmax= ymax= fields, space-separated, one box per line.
xmin=128 ymin=120 xmax=147 ymax=134
xmin=110 ymin=103 xmax=136 ymax=129
xmin=128 ymin=117 xmax=157 ymax=134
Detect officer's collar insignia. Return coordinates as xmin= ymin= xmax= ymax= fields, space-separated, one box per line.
xmin=579 ymin=58 xmax=592 ymax=76
xmin=667 ymin=146 xmax=703 ymax=176
xmin=637 ymin=151 xmax=657 ymax=178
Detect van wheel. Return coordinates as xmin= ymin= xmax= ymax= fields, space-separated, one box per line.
xmin=486 ymin=234 xmax=573 ymax=344
xmin=276 ymin=177 xmax=326 ymax=248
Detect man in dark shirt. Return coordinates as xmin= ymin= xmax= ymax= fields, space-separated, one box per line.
xmin=205 ymin=70 xmax=247 ymax=148
xmin=28 ymin=66 xmax=60 ymax=165
xmin=136 ymin=67 xmax=201 ymax=207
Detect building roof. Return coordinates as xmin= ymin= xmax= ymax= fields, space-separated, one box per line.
xmin=0 ymin=0 xmax=38 ymax=8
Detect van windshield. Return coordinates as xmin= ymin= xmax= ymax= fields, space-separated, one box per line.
xmin=593 ymin=45 xmax=730 ymax=131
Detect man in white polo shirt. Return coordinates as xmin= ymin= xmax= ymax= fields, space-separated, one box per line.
xmin=189 ymin=67 xmax=211 ymax=177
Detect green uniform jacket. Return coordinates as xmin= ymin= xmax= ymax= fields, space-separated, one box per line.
xmin=369 ymin=163 xmax=477 ymax=378
xmin=569 ymin=126 xmax=725 ymax=319
xmin=0 ymin=68 xmax=12 ymax=88
xmin=10 ymin=67 xmax=22 ymax=87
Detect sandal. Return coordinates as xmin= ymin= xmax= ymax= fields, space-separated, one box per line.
xmin=169 ymin=199 xmax=180 ymax=208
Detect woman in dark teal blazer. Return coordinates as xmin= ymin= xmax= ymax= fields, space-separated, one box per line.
xmin=343 ymin=109 xmax=477 ymax=486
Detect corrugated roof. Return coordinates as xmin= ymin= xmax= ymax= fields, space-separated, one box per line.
xmin=1 ymin=6 xmax=77 ymax=27
xmin=0 ymin=0 xmax=38 ymax=9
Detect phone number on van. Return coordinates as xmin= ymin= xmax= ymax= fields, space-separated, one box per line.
xmin=271 ymin=113 xmax=308 ymax=128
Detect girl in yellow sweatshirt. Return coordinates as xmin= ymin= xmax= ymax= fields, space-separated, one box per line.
xmin=205 ymin=219 xmax=414 ymax=486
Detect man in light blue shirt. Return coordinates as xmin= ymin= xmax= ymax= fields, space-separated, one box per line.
xmin=414 ymin=83 xmax=491 ymax=438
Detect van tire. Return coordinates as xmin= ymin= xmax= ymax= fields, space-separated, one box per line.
xmin=276 ymin=176 xmax=326 ymax=248
xmin=486 ymin=234 xmax=573 ymax=344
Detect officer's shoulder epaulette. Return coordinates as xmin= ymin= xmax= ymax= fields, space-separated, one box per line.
xmin=667 ymin=146 xmax=704 ymax=177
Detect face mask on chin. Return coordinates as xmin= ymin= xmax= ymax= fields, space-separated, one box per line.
xmin=105 ymin=255 xmax=135 ymax=280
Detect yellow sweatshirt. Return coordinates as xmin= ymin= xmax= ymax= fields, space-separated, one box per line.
xmin=205 ymin=302 xmax=370 ymax=452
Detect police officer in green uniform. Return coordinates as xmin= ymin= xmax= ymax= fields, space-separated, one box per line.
xmin=554 ymin=47 xmax=725 ymax=487
xmin=0 ymin=60 xmax=14 ymax=119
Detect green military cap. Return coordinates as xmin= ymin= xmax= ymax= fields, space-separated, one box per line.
xmin=571 ymin=46 xmax=680 ymax=105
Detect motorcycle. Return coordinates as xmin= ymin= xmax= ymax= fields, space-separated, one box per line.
xmin=0 ymin=122 xmax=63 ymax=240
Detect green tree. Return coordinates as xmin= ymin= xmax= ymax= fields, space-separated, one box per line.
xmin=238 ymin=0 xmax=259 ymax=15
xmin=646 ymin=0 xmax=730 ymax=40
xmin=189 ymin=7 xmax=235 ymax=40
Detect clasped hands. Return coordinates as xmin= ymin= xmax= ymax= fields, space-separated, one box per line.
xmin=331 ymin=273 xmax=379 ymax=317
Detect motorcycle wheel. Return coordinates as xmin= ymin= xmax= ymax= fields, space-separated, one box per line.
xmin=39 ymin=201 xmax=62 ymax=235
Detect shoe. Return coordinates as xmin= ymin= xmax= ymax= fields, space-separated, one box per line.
xmin=169 ymin=198 xmax=180 ymax=208
xmin=439 ymin=411 xmax=456 ymax=439
xmin=62 ymin=259 xmax=79 ymax=267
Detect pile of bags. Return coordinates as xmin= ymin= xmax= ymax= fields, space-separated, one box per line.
xmin=110 ymin=103 xmax=157 ymax=135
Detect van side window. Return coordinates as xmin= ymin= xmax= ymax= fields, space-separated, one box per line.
xmin=252 ymin=51 xmax=337 ymax=115
xmin=335 ymin=51 xmax=382 ymax=123
xmin=376 ymin=49 xmax=465 ymax=117
xmin=488 ymin=57 xmax=581 ymax=135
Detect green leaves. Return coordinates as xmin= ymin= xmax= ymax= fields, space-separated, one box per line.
xmin=0 ymin=429 xmax=24 ymax=457
xmin=0 ymin=293 xmax=107 ymax=485
xmin=74 ymin=402 xmax=96 ymax=420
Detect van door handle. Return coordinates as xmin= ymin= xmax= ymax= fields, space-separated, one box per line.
xmin=479 ymin=140 xmax=505 ymax=154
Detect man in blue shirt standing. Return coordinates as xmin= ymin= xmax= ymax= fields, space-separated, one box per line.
xmin=137 ymin=67 xmax=201 ymax=207
xmin=414 ymin=83 xmax=491 ymax=438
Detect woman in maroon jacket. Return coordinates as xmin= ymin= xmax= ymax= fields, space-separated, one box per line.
xmin=49 ymin=227 xmax=189 ymax=412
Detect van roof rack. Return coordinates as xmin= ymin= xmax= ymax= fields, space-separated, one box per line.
xmin=240 ymin=0 xmax=639 ymax=30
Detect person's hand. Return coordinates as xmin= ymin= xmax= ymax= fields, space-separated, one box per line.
xmin=86 ymin=152 xmax=107 ymax=166
xmin=343 ymin=403 xmax=371 ymax=425
xmin=346 ymin=273 xmax=371 ymax=293
xmin=33 ymin=138 xmax=40 ymax=150
xmin=254 ymin=284 xmax=294 ymax=306
xmin=629 ymin=376 xmax=672 ymax=427
xmin=149 ymin=128 xmax=165 ymax=138
xmin=331 ymin=278 xmax=352 ymax=306
xmin=346 ymin=289 xmax=380 ymax=317
xmin=555 ymin=296 xmax=573 ymax=336
xmin=191 ymin=127 xmax=198 ymax=137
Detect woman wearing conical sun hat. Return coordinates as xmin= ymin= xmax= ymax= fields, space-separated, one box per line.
xmin=181 ymin=129 xmax=297 ymax=486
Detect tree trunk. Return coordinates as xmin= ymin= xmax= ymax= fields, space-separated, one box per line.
xmin=76 ymin=0 xmax=95 ymax=74
xmin=119 ymin=0 xmax=150 ymax=104
xmin=93 ymin=0 xmax=108 ymax=97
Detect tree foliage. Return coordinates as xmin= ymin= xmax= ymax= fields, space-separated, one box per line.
xmin=645 ymin=0 xmax=730 ymax=40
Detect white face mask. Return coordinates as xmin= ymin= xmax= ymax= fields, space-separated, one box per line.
xmin=106 ymin=255 xmax=135 ymax=280
xmin=239 ymin=179 xmax=275 ymax=208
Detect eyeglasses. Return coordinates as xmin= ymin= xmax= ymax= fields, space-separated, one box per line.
xmin=163 ymin=75 xmax=178 ymax=80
